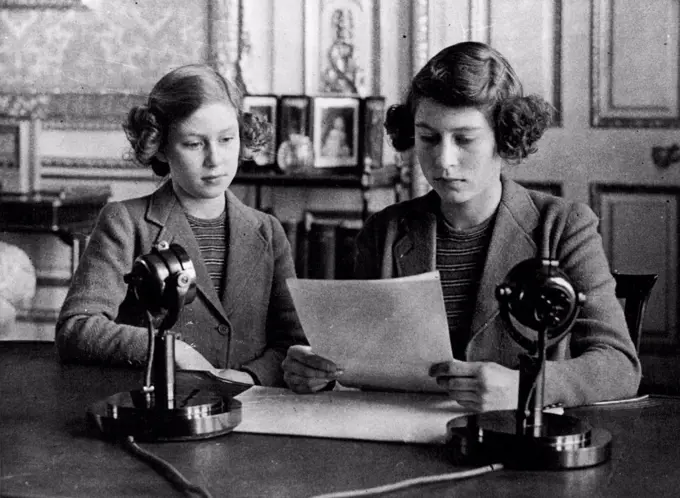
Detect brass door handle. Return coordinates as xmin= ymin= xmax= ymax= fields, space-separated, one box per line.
xmin=652 ymin=144 xmax=680 ymax=168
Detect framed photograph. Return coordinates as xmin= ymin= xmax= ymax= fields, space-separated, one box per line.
xmin=359 ymin=97 xmax=385 ymax=170
xmin=312 ymin=96 xmax=360 ymax=170
xmin=278 ymin=95 xmax=312 ymax=143
xmin=242 ymin=95 xmax=278 ymax=166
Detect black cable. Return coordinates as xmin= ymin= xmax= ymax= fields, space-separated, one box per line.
xmin=121 ymin=435 xmax=214 ymax=498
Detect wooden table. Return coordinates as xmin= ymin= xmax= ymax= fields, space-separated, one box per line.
xmin=2 ymin=342 xmax=680 ymax=497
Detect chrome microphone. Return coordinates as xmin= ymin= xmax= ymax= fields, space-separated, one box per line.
xmin=447 ymin=256 xmax=612 ymax=470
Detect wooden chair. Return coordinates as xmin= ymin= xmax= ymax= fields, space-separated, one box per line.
xmin=613 ymin=272 xmax=659 ymax=353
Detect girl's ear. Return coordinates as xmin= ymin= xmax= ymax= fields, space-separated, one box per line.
xmin=155 ymin=149 xmax=168 ymax=162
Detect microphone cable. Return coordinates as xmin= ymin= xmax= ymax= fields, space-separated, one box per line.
xmin=308 ymin=463 xmax=504 ymax=498
xmin=120 ymin=435 xmax=214 ymax=498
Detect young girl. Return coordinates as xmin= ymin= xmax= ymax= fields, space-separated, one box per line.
xmin=283 ymin=42 xmax=640 ymax=409
xmin=56 ymin=64 xmax=306 ymax=387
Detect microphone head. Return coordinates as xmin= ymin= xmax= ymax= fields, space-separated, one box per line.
xmin=123 ymin=242 xmax=197 ymax=319
xmin=496 ymin=258 xmax=585 ymax=351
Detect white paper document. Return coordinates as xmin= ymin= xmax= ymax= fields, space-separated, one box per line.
xmin=234 ymin=386 xmax=470 ymax=444
xmin=286 ymin=271 xmax=454 ymax=393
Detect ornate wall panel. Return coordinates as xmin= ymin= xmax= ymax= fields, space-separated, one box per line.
xmin=487 ymin=0 xmax=562 ymax=125
xmin=0 ymin=0 xmax=242 ymax=129
xmin=591 ymin=184 xmax=679 ymax=349
xmin=591 ymin=0 xmax=680 ymax=127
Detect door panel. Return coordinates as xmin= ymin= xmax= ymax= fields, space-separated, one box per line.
xmin=591 ymin=184 xmax=679 ymax=348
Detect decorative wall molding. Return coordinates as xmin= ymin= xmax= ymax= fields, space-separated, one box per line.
xmin=484 ymin=0 xmax=562 ymax=127
xmin=0 ymin=0 xmax=85 ymax=8
xmin=41 ymin=156 xmax=157 ymax=182
xmin=591 ymin=0 xmax=680 ymax=128
xmin=469 ymin=0 xmax=491 ymax=43
xmin=41 ymin=156 xmax=140 ymax=170
xmin=409 ymin=0 xmax=431 ymax=199
xmin=41 ymin=93 xmax=145 ymax=130
xmin=0 ymin=0 xmax=244 ymax=130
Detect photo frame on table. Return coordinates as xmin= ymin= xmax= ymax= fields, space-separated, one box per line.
xmin=278 ymin=95 xmax=312 ymax=143
xmin=242 ymin=95 xmax=278 ymax=167
xmin=359 ymin=96 xmax=385 ymax=170
xmin=311 ymin=96 xmax=360 ymax=170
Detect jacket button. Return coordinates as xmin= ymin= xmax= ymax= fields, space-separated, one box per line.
xmin=217 ymin=324 xmax=229 ymax=335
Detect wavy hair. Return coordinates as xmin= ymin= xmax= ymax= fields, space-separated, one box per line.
xmin=123 ymin=64 xmax=272 ymax=176
xmin=384 ymin=41 xmax=553 ymax=163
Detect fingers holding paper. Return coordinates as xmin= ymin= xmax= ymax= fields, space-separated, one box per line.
xmin=283 ymin=345 xmax=344 ymax=393
xmin=430 ymin=360 xmax=519 ymax=412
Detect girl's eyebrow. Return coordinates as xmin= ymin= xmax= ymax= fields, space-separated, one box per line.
xmin=414 ymin=121 xmax=481 ymax=132
xmin=178 ymin=126 xmax=238 ymax=137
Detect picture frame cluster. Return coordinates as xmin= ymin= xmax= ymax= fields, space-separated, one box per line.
xmin=242 ymin=94 xmax=386 ymax=175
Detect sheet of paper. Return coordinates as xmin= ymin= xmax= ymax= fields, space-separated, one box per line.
xmin=287 ymin=271 xmax=454 ymax=393
xmin=233 ymin=386 xmax=470 ymax=444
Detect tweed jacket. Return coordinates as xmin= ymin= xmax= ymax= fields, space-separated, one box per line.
xmin=354 ymin=176 xmax=641 ymax=406
xmin=56 ymin=181 xmax=306 ymax=387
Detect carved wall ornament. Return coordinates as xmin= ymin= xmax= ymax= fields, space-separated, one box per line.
xmin=305 ymin=0 xmax=376 ymax=96
xmin=322 ymin=8 xmax=363 ymax=94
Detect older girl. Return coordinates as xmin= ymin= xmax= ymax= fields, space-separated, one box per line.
xmin=283 ymin=42 xmax=640 ymax=409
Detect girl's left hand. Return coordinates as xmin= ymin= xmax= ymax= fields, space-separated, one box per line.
xmin=429 ymin=360 xmax=519 ymax=412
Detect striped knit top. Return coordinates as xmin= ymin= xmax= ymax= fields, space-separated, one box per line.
xmin=436 ymin=212 xmax=495 ymax=359
xmin=185 ymin=209 xmax=228 ymax=298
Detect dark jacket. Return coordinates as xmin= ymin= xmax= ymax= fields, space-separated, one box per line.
xmin=56 ymin=181 xmax=306 ymax=387
xmin=354 ymin=176 xmax=640 ymax=406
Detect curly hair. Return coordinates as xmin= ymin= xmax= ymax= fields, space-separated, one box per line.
xmin=123 ymin=64 xmax=272 ymax=176
xmin=384 ymin=41 xmax=553 ymax=163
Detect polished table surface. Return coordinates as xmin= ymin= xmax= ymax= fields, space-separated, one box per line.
xmin=2 ymin=342 xmax=680 ymax=498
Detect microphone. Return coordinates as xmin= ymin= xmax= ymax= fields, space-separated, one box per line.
xmin=87 ymin=242 xmax=241 ymax=442
xmin=496 ymin=257 xmax=585 ymax=353
xmin=447 ymin=255 xmax=612 ymax=470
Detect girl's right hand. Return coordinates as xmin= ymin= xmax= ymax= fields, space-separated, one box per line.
xmin=282 ymin=345 xmax=343 ymax=393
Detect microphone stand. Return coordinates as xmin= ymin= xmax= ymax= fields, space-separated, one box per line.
xmin=447 ymin=258 xmax=612 ymax=469
xmin=87 ymin=242 xmax=241 ymax=442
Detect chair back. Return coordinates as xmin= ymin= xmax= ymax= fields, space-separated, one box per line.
xmin=613 ymin=272 xmax=658 ymax=353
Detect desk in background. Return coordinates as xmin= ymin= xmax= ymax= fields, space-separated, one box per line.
xmin=1 ymin=342 xmax=680 ymax=498
xmin=0 ymin=187 xmax=110 ymax=277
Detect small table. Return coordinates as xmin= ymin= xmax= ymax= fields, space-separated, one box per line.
xmin=0 ymin=188 xmax=110 ymax=276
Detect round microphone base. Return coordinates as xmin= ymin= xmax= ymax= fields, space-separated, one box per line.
xmin=87 ymin=388 xmax=241 ymax=442
xmin=446 ymin=411 xmax=611 ymax=470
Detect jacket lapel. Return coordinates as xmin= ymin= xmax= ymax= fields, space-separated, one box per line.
xmin=222 ymin=190 xmax=266 ymax=318
xmin=469 ymin=177 xmax=541 ymax=336
xmin=145 ymin=181 xmax=229 ymax=322
xmin=393 ymin=191 xmax=438 ymax=277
